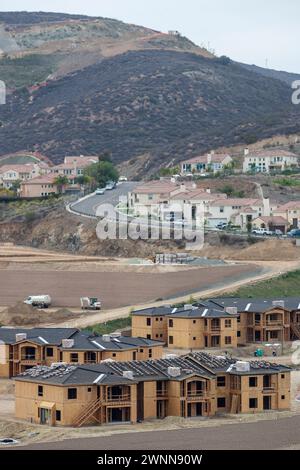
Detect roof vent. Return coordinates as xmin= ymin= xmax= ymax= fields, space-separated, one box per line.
xmin=102 ymin=335 xmax=111 ymax=342
xmin=168 ymin=366 xmax=181 ymax=377
xmin=235 ymin=361 xmax=250 ymax=372
xmin=123 ymin=370 xmax=134 ymax=380
xmin=184 ymin=304 xmax=193 ymax=311
xmin=61 ymin=339 xmax=74 ymax=349
xmin=50 ymin=362 xmax=67 ymax=368
xmin=15 ymin=333 xmax=27 ymax=342
xmin=225 ymin=307 xmax=238 ymax=315
xmin=164 ymin=354 xmax=178 ymax=360
xmin=111 ymin=333 xmax=122 ymax=339
xmin=272 ymin=300 xmax=285 ymax=309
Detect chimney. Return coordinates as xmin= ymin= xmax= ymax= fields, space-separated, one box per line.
xmin=102 ymin=334 xmax=111 ymax=342
xmin=206 ymin=188 xmax=211 ymax=194
xmin=244 ymin=148 xmax=250 ymax=156
xmin=225 ymin=307 xmax=238 ymax=315
xmin=16 ymin=333 xmax=27 ymax=342
xmin=263 ymin=198 xmax=271 ymax=217
xmin=207 ymin=153 xmax=212 ymax=164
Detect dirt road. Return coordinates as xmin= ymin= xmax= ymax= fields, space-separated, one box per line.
xmin=15 ymin=414 xmax=300 ymax=450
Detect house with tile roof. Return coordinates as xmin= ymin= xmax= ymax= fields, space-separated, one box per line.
xmin=181 ymin=152 xmax=233 ymax=175
xmin=243 ymin=149 xmax=299 ymax=173
xmin=274 ymin=200 xmax=300 ymax=229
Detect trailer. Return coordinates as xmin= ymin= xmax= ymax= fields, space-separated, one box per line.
xmin=80 ymin=297 xmax=102 ymax=311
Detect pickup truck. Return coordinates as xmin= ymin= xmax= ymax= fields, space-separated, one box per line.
xmin=251 ymin=228 xmax=272 ymax=236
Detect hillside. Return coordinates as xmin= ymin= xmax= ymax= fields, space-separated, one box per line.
xmin=1 ymin=48 xmax=300 ymax=173
xmin=237 ymin=62 xmax=300 ymax=86
xmin=0 ymin=11 xmax=211 ymax=88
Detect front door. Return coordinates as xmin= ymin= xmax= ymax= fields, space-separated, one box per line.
xmin=263 ymin=396 xmax=271 ymax=410
xmin=40 ymin=408 xmax=51 ymax=425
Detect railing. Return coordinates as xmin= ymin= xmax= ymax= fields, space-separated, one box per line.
xmin=21 ymin=355 xmax=37 ymax=361
xmin=156 ymin=390 xmax=168 ymax=399
xmin=263 ymin=386 xmax=275 ymax=393
xmin=106 ymin=394 xmax=131 ymax=402
xmin=186 ymin=390 xmax=207 ymax=398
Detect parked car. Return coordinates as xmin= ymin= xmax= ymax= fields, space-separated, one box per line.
xmin=118 ymin=176 xmax=128 ymax=182
xmin=95 ymin=188 xmax=105 ymax=195
xmin=216 ymin=222 xmax=227 ymax=230
xmin=106 ymin=181 xmax=116 ymax=190
xmin=0 ymin=438 xmax=19 ymax=446
xmin=287 ymin=229 xmax=300 ymax=238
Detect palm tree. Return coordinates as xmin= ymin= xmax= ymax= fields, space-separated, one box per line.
xmin=54 ymin=175 xmax=68 ymax=194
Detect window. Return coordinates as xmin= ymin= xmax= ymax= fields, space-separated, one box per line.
xmin=149 ymin=349 xmax=152 ymax=358
xmin=249 ymin=377 xmax=257 ymax=388
xmin=68 ymin=388 xmax=77 ymax=400
xmin=146 ymin=318 xmax=151 ymax=326
xmin=169 ymin=319 xmax=174 ymax=328
xmin=237 ymin=331 xmax=241 ymax=337
xmin=193 ymin=320 xmax=196 ymax=324
xmin=169 ymin=336 xmax=174 ymax=345
xmin=225 ymin=336 xmax=232 ymax=345
xmin=147 ymin=334 xmax=151 ymax=340
xmin=112 ymin=353 xmax=116 ymax=357
xmin=249 ymin=398 xmax=257 ymax=409
xmin=281 ymin=374 xmax=285 ymax=379
xmin=46 ymin=347 xmax=54 ymax=357
xmin=56 ymin=410 xmax=61 ymax=421
xmin=225 ymin=319 xmax=232 ymax=328
xmin=217 ymin=376 xmax=226 ymax=387
xmin=88 ymin=387 xmax=92 ymax=392
xmin=38 ymin=385 xmax=43 ymax=397
xmin=156 ymin=318 xmax=159 ymax=322
xmin=156 ymin=334 xmax=159 ymax=338
xmin=160 ymin=317 xmax=163 ymax=322
xmin=217 ymin=397 xmax=226 ymax=408
xmin=193 ymin=337 xmax=196 ymax=341
xmin=70 ymin=353 xmax=78 ymax=363
xmin=139 ymin=349 xmax=144 ymax=353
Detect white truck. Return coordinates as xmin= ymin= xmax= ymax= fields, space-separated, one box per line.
xmin=24 ymin=295 xmax=52 ymax=308
xmin=80 ymin=297 xmax=102 ymax=311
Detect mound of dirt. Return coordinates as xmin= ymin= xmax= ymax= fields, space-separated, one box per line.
xmin=0 ymin=302 xmax=78 ymax=326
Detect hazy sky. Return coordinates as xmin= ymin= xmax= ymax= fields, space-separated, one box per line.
xmin=3 ymin=0 xmax=300 ymax=72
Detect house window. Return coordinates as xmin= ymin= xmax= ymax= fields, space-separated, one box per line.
xmin=225 ymin=336 xmax=232 ymax=345
xmin=217 ymin=397 xmax=226 ymax=408
xmin=193 ymin=337 xmax=196 ymax=341
xmin=249 ymin=398 xmax=258 ymax=409
xmin=68 ymin=388 xmax=77 ymax=400
xmin=147 ymin=334 xmax=151 ymax=340
xmin=169 ymin=319 xmax=174 ymax=328
xmin=217 ymin=376 xmax=226 ymax=387
xmin=193 ymin=320 xmax=196 ymax=324
xmin=160 ymin=317 xmax=163 ymax=322
xmin=281 ymin=374 xmax=285 ymax=379
xmin=149 ymin=349 xmax=152 ymax=358
xmin=225 ymin=319 xmax=232 ymax=328
xmin=38 ymin=385 xmax=43 ymax=397
xmin=237 ymin=331 xmax=241 ymax=337
xmin=156 ymin=318 xmax=159 ymax=322
xmin=88 ymin=387 xmax=92 ymax=392
xmin=70 ymin=353 xmax=78 ymax=363
xmin=139 ymin=349 xmax=144 ymax=353
xmin=146 ymin=318 xmax=151 ymax=326
xmin=169 ymin=336 xmax=174 ymax=345
xmin=249 ymin=377 xmax=257 ymax=388
xmin=46 ymin=347 xmax=54 ymax=357
xmin=112 ymin=353 xmax=117 ymax=357
xmin=281 ymin=395 xmax=285 ymax=400
xmin=56 ymin=410 xmax=61 ymax=421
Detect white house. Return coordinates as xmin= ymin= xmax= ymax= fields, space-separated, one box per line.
xmin=243 ymin=149 xmax=299 ymax=173
xmin=181 ymin=152 xmax=233 ymax=175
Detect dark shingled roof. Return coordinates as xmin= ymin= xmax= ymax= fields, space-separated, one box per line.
xmin=15 ymin=352 xmax=291 ymax=386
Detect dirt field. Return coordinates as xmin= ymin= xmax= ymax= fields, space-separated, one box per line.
xmin=0 ymin=263 xmax=260 ymax=309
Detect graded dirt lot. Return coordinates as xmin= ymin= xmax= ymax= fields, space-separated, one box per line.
xmin=0 ymin=263 xmax=260 ymax=309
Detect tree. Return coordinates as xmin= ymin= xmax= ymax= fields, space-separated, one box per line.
xmin=75 ymin=174 xmax=92 ymax=186
xmin=54 ymin=175 xmax=68 ymax=194
xmin=84 ymin=161 xmax=119 ymax=188
xmin=10 ymin=179 xmax=21 ymax=193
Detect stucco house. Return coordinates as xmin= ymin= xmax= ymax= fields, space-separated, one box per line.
xmin=181 ymin=152 xmax=233 ymax=175
xmin=243 ymin=149 xmax=299 ymax=173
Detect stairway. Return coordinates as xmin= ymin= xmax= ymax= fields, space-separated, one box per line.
xmin=73 ymin=398 xmax=103 ymax=428
xmin=291 ymin=323 xmax=300 ymax=340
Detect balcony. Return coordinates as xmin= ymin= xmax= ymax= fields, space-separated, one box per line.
xmin=262 ymin=386 xmax=276 ymax=394
xmin=156 ymin=390 xmax=168 ymax=399
xmin=106 ymin=394 xmax=131 ymax=405
xmin=21 ymin=355 xmax=37 ymax=362
xmin=186 ymin=390 xmax=208 ymax=401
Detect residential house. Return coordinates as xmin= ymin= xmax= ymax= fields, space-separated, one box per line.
xmin=0 ymin=163 xmax=47 ymax=189
xmin=14 ymin=352 xmax=291 ymax=426
xmin=206 ymin=198 xmax=268 ymax=229
xmin=243 ymin=149 xmax=299 ymax=173
xmin=19 ymin=175 xmax=59 ymax=198
xmin=0 ymin=327 xmax=164 ymax=378
xmin=181 ymin=152 xmax=233 ymax=175
xmin=252 ymin=216 xmax=289 ymax=234
xmin=274 ymin=201 xmax=300 ymax=229
xmin=48 ymin=156 xmax=98 ymax=179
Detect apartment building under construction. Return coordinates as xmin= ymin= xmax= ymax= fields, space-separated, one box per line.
xmin=14 ymin=352 xmax=291 ymax=427
xmin=132 ymin=297 xmax=300 ymax=349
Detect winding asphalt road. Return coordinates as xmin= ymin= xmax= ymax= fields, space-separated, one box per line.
xmin=70 ymin=182 xmax=139 ymax=217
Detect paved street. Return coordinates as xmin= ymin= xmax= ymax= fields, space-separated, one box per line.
xmin=70 ymin=182 xmax=139 ymax=217
xmin=16 ymin=415 xmax=300 ymax=450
